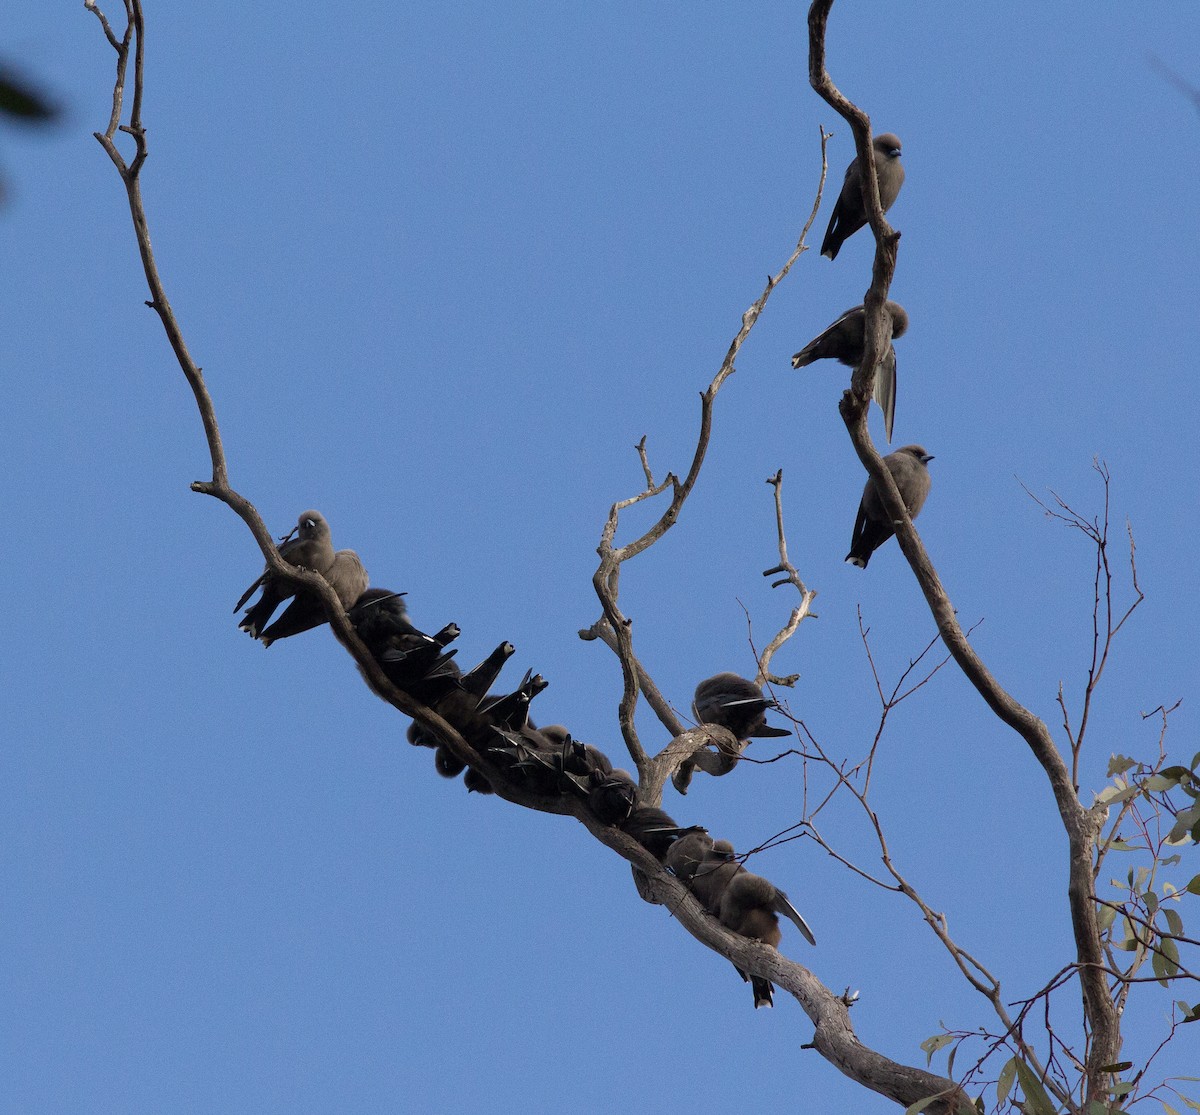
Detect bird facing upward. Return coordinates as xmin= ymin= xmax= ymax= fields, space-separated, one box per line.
xmin=821 ymin=133 xmax=904 ymax=261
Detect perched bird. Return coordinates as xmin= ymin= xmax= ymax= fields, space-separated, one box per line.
xmin=407 ymin=722 xmax=439 ymax=750
xmin=686 ymin=838 xmax=744 ymax=915
xmin=459 ymin=642 xmax=516 ymax=698
xmin=790 ymin=301 xmax=909 ymax=442
xmin=434 ymin=747 xmax=467 ymax=778
xmin=235 ymin=510 xmax=335 ymax=638
xmin=719 ymin=870 xmax=817 ymax=1008
xmin=553 ymin=732 xmax=614 ymax=781
xmin=693 ymin=674 xmax=791 ymax=741
xmin=348 ymin=589 xmax=416 ymax=648
xmin=846 ymin=444 xmax=934 ymax=569
xmin=663 ymin=827 xmax=715 ymax=887
xmin=258 ymin=549 xmax=368 ymax=646
xmin=621 ymin=806 xmax=683 ymax=860
xmin=350 ymin=595 xmax=464 ymax=701
xmin=587 ymin=769 xmax=637 ymax=825
xmin=463 ymin=767 xmax=495 ymax=794
xmin=488 ymin=726 xmax=577 ymax=795
xmin=478 ymin=670 xmax=548 ymax=730
xmin=821 ymin=133 xmax=904 ymax=261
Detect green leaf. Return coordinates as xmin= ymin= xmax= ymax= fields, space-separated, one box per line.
xmin=1147 ymin=889 xmax=1160 ymax=914
xmin=1117 ymin=916 xmax=1142 ymax=948
xmin=1180 ymin=1095 xmax=1200 ymax=1113
xmin=1154 ymin=939 xmax=1181 ymax=985
xmin=1167 ymin=804 xmax=1200 ymax=845
xmin=1160 ymin=854 xmax=1182 ymax=867
xmin=1100 ymin=785 xmax=1142 ymax=806
xmin=1186 ymin=874 xmax=1200 ymax=896
xmin=1099 ymin=1062 xmax=1134 ymax=1072
xmin=919 ymin=1032 xmax=955 ymax=1066
xmin=1108 ymin=754 xmax=1137 ymax=777
xmin=1165 ymin=908 xmax=1184 ymax=937
xmin=1086 ymin=1102 xmax=1110 ymax=1115
xmin=1107 ymin=840 xmax=1139 ymax=851
xmin=1113 ymin=1081 xmax=1134 ymax=1097
xmin=1159 ymin=765 xmax=1191 ymax=782
xmin=1180 ymin=1001 xmax=1200 ymax=1023
xmin=1096 ymin=903 xmax=1117 ymax=933
xmin=1144 ymin=774 xmax=1179 ymax=792
xmin=1161 ymin=1103 xmax=1182 ymax=1115
xmin=1190 ymin=750 xmax=1200 ymax=772
xmin=1014 ymin=1059 xmax=1059 ymax=1115
xmin=996 ymin=1057 xmax=1017 ymax=1105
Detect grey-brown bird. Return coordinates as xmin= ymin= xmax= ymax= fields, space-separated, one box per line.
xmin=719 ymin=871 xmax=817 ymax=1008
xmin=791 ymin=301 xmax=908 ymax=442
xmin=663 ymin=827 xmax=715 ymax=887
xmin=258 ymin=549 xmax=369 ymax=646
xmin=693 ymin=674 xmax=791 ymax=741
xmin=687 ymin=838 xmax=744 ymax=914
xmin=621 ymin=806 xmax=684 ymax=860
xmin=235 ymin=510 xmax=335 ymax=638
xmin=821 ymin=133 xmax=904 ymax=261
xmin=846 ymin=444 xmax=934 ymax=569
xmin=587 ymin=768 xmax=637 ymax=825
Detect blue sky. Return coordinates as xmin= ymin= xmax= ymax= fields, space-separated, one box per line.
xmin=4 ymin=4 xmax=1199 ymax=1112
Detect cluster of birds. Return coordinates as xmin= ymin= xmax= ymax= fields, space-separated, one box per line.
xmin=791 ymin=132 xmax=934 ymax=569
xmin=233 ymin=511 xmax=816 ymax=1007
xmin=227 ymin=139 xmax=927 ymax=1004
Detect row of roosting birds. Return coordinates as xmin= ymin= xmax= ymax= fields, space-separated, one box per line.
xmin=234 ymin=509 xmax=816 ymax=1006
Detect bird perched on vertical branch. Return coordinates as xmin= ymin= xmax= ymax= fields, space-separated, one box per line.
xmin=821 ymin=133 xmax=904 ymax=261
xmin=846 ymin=444 xmax=934 ymax=569
xmin=791 ymin=301 xmax=908 ymax=442
xmin=234 ymin=510 xmax=336 ymax=638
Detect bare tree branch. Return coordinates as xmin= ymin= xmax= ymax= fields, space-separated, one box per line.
xmin=758 ymin=468 xmax=819 ymax=686
xmin=87 ymin=7 xmax=978 ymax=1110
xmin=587 ymin=126 xmax=830 ymax=792
xmin=808 ymin=2 xmax=1123 ymax=1099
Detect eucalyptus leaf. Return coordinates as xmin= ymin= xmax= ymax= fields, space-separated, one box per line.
xmin=1014 ymin=1059 xmax=1059 ymax=1115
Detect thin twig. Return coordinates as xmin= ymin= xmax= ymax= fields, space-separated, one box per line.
xmin=588 ymin=127 xmax=831 ymax=799
xmin=756 ymin=467 xmax=819 ymax=687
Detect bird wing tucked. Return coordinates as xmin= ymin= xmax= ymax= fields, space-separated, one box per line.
xmin=874 ymin=347 xmax=897 ymax=444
